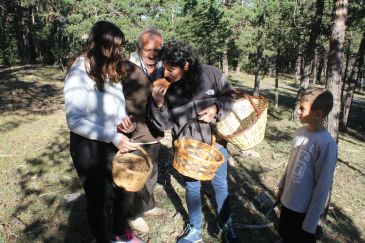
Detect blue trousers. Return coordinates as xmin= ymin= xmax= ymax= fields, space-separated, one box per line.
xmin=185 ymin=147 xmax=232 ymax=229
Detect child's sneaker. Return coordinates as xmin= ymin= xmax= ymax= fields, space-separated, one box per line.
xmin=112 ymin=231 xmax=145 ymax=243
xmin=177 ymin=224 xmax=203 ymax=243
xmin=217 ymin=222 xmax=241 ymax=243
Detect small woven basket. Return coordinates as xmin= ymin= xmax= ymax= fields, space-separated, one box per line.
xmin=173 ymin=136 xmax=224 ymax=181
xmin=112 ymin=147 xmax=152 ymax=192
xmin=217 ymin=91 xmax=268 ymax=151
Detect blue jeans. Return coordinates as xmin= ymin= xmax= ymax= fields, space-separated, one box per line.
xmin=185 ymin=147 xmax=232 ymax=230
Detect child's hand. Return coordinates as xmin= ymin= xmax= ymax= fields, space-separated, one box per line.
xmin=276 ymin=188 xmax=283 ymax=202
xmin=198 ymin=104 xmax=218 ymax=123
xmin=117 ymin=115 xmax=136 ymax=133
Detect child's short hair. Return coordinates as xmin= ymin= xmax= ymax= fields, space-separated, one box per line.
xmin=301 ymin=88 xmax=333 ymax=117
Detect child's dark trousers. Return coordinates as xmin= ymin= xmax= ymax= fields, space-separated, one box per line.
xmin=279 ymin=205 xmax=316 ymax=243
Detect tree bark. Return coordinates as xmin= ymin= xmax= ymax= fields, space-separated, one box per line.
xmin=325 ymin=0 xmax=348 ymax=142
xmin=254 ymin=43 xmax=263 ymax=96
xmin=295 ymin=49 xmax=302 ymax=84
xmin=316 ymin=45 xmax=326 ymax=84
xmin=341 ymin=31 xmax=365 ymax=129
xmin=236 ymin=59 xmax=241 ymax=75
xmin=310 ymin=51 xmax=317 ymax=84
xmin=223 ymin=47 xmax=229 ymax=75
xmin=300 ymin=0 xmax=324 ymax=89
xmin=275 ymin=56 xmax=279 ymax=109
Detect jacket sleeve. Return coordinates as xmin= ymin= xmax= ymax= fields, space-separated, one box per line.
xmin=214 ymin=73 xmax=235 ymax=121
xmin=302 ymin=141 xmax=338 ymax=233
xmin=147 ymin=96 xmax=174 ymax=132
xmin=64 ymin=71 xmax=122 ymax=146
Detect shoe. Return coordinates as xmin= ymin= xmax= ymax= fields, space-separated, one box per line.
xmin=177 ymin=224 xmax=203 ymax=243
xmin=217 ymin=222 xmax=241 ymax=243
xmin=128 ymin=217 xmax=150 ymax=233
xmin=143 ymin=207 xmax=168 ymax=216
xmin=112 ymin=231 xmax=145 ymax=243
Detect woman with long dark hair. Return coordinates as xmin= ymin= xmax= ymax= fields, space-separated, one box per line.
xmin=64 ymin=21 xmax=143 ymax=243
xmin=148 ymin=41 xmax=241 ymax=243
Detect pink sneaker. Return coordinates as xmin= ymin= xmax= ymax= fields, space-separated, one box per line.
xmin=111 ymin=231 xmax=145 ymax=243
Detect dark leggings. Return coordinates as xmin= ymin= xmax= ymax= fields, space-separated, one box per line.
xmin=70 ymin=132 xmax=128 ymax=243
xmin=279 ymin=205 xmax=316 ymax=243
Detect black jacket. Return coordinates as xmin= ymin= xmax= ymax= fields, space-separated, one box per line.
xmin=148 ymin=65 xmax=234 ymax=147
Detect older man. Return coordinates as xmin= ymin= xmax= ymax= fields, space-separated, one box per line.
xmin=121 ymin=26 xmax=166 ymax=233
xmin=130 ymin=27 xmax=164 ymax=81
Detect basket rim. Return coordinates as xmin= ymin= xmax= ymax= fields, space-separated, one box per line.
xmin=112 ymin=152 xmax=152 ymax=172
xmin=217 ymin=96 xmax=268 ymax=139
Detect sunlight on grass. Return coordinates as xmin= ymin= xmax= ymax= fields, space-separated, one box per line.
xmin=0 ymin=67 xmax=364 ymax=242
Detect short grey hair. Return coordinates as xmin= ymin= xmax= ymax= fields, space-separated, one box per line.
xmin=137 ymin=26 xmax=164 ymax=49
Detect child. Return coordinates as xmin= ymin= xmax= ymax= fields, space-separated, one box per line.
xmin=276 ymin=88 xmax=338 ymax=243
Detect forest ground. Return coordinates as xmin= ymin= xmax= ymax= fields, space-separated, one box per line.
xmin=0 ymin=66 xmax=364 ymax=243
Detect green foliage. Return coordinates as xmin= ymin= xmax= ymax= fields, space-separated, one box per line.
xmin=0 ymin=0 xmax=363 ymax=75
xmin=176 ymin=0 xmax=230 ymax=65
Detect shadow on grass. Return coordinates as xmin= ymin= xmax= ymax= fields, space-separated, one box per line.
xmin=10 ymin=130 xmax=92 ymax=242
xmin=0 ymin=69 xmax=64 ymax=134
xmin=321 ymin=203 xmax=364 ymax=243
xmin=157 ymin=144 xmax=190 ymax=224
xmin=157 ymin=142 xmax=281 ymax=242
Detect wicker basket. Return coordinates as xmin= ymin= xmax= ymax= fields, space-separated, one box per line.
xmin=112 ymin=147 xmax=152 ymax=192
xmin=217 ymin=91 xmax=268 ymax=151
xmin=173 ymin=136 xmax=224 ymax=181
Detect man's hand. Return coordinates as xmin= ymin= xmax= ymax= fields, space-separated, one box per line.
xmin=198 ymin=104 xmax=218 ymax=123
xmin=116 ymin=134 xmax=140 ymax=153
xmin=117 ymin=115 xmax=136 ymax=133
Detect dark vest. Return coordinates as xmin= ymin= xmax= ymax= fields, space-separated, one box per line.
xmin=122 ymin=61 xmax=164 ymax=142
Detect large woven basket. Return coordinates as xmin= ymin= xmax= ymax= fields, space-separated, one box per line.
xmin=112 ymin=147 xmax=152 ymax=192
xmin=173 ymin=135 xmax=224 ymax=181
xmin=217 ymin=91 xmax=268 ymax=151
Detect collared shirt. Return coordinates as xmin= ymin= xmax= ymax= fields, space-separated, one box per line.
xmin=129 ymin=51 xmax=163 ymax=81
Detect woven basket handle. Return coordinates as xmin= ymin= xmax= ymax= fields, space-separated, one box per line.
xmin=244 ymin=94 xmax=260 ymax=117
xmin=223 ymin=88 xmax=260 ymax=116
xmin=175 ymin=117 xmax=216 ymax=148
xmin=115 ymin=147 xmax=152 ymax=170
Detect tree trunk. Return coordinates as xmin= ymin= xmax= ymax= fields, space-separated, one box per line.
xmin=325 ymin=0 xmax=348 ymax=142
xmin=222 ymin=47 xmax=229 ymax=75
xmin=300 ymin=0 xmax=324 ymax=89
xmin=254 ymin=43 xmax=263 ymax=96
xmin=295 ymin=50 xmax=302 ymax=84
xmin=236 ymin=59 xmax=241 ymax=75
xmin=275 ymin=56 xmax=279 ymax=109
xmin=316 ymin=45 xmax=325 ymax=84
xmin=310 ymin=51 xmax=317 ymax=84
xmin=341 ymin=31 xmax=365 ymax=129
xmin=254 ymin=19 xmax=264 ymax=96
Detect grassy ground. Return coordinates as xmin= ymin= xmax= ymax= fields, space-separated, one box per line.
xmin=0 ymin=66 xmax=364 ymax=243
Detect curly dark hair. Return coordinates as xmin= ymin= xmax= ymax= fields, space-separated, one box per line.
xmin=159 ymin=41 xmax=202 ymax=96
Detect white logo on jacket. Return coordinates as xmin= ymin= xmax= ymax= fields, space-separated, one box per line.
xmin=206 ymin=89 xmax=215 ymax=95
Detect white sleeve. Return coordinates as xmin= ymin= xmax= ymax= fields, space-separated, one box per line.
xmin=64 ymin=71 xmax=122 ymax=146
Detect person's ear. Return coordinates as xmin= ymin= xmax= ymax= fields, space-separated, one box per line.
xmin=315 ymin=110 xmax=323 ymax=119
xmin=184 ymin=62 xmax=190 ymax=71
